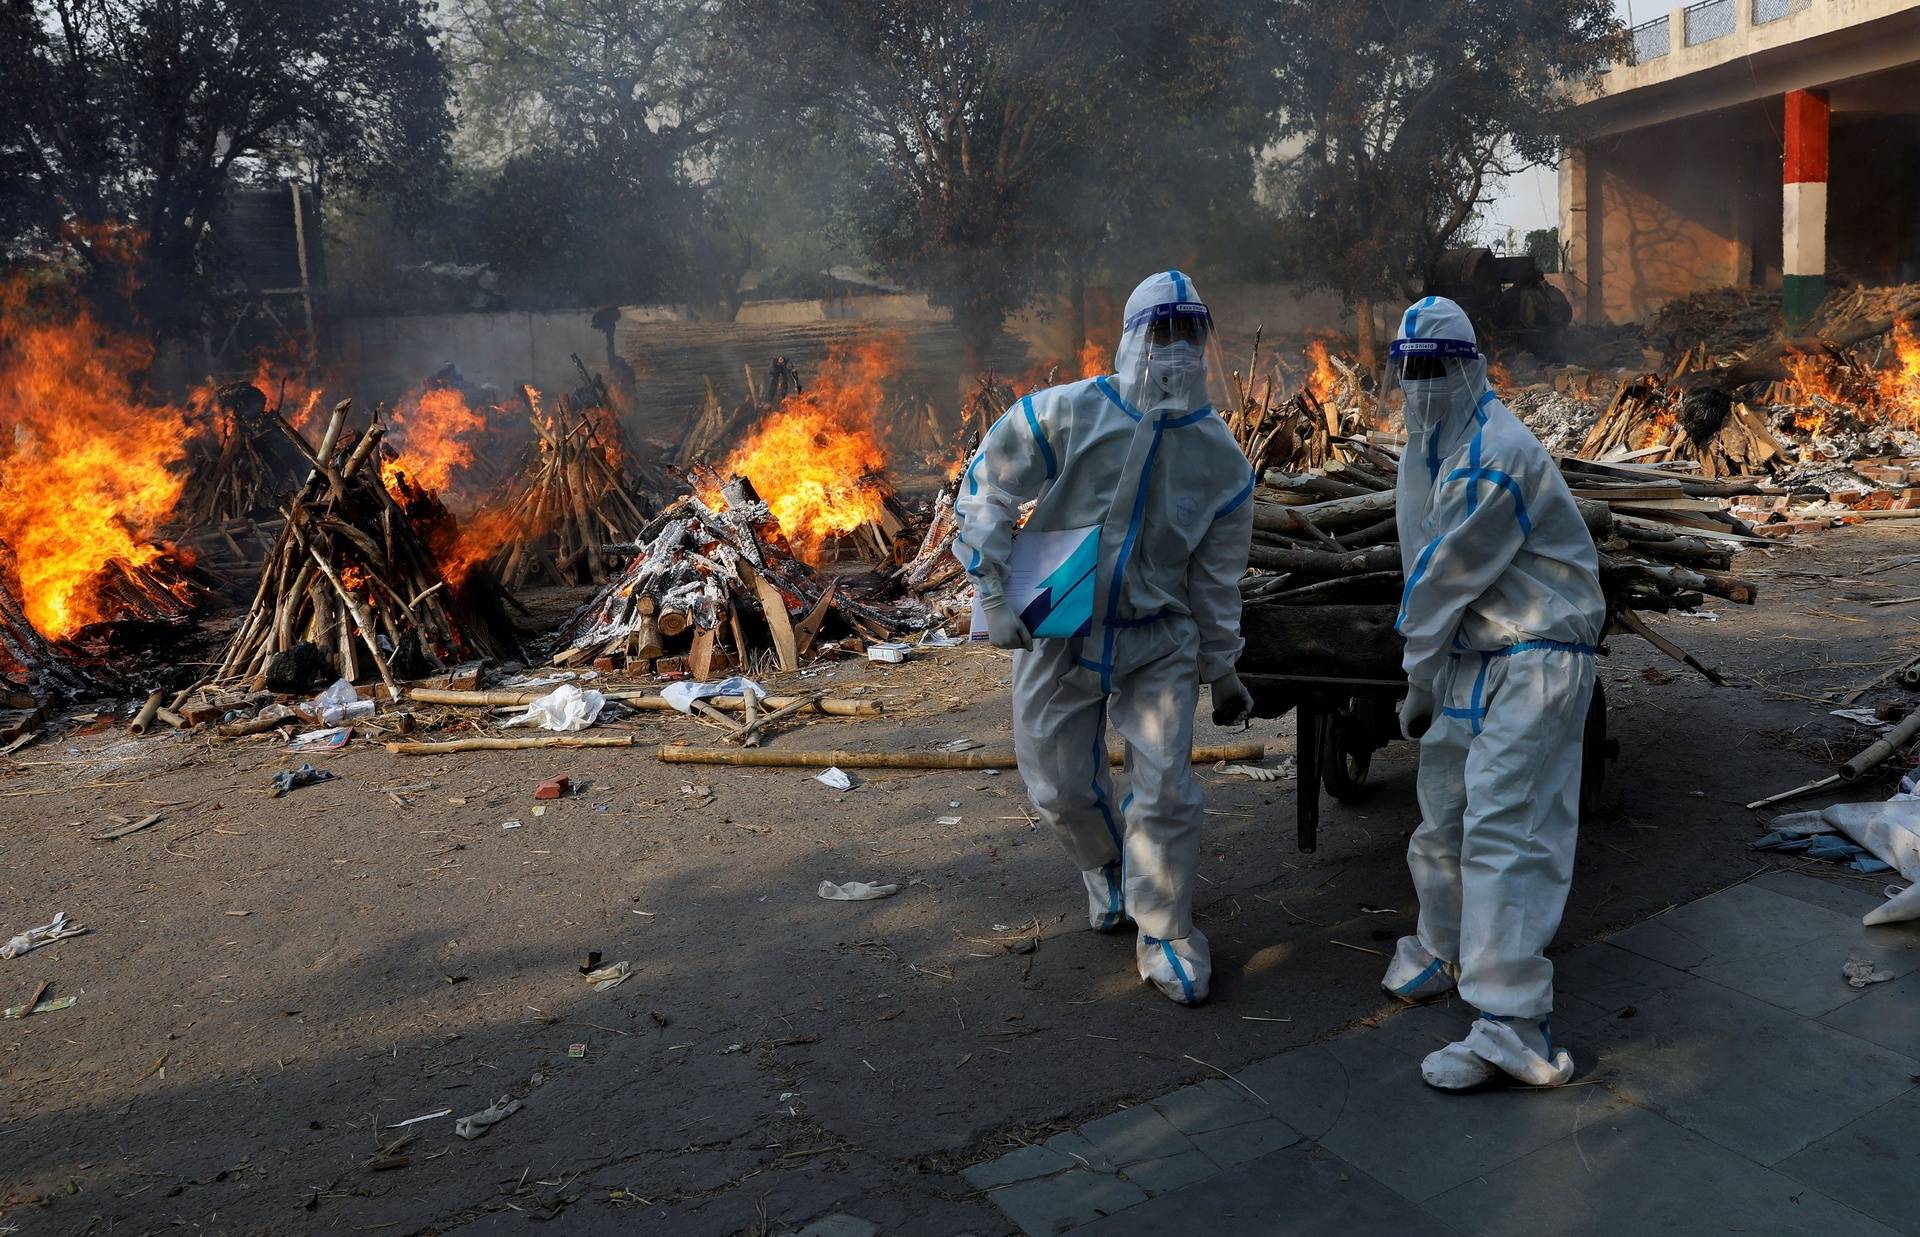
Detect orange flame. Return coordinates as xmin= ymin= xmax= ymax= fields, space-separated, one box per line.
xmin=1784 ymin=350 xmax=1842 ymax=436
xmin=711 ymin=338 xmax=896 ymax=561
xmin=1078 ymin=333 xmax=1112 ymax=379
xmin=1637 ymin=407 xmax=1678 ymax=451
xmin=0 ymin=275 xmax=191 ymax=636
xmin=1487 ymin=360 xmax=1513 ymax=391
xmin=1876 ymin=319 xmax=1920 ymax=428
xmin=382 ymin=385 xmax=489 ymax=500
xmin=1304 ymin=339 xmax=1338 ymax=403
xmin=438 ymin=507 xmax=516 ymax=589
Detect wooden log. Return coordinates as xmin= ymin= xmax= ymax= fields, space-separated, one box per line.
xmin=1282 ymin=488 xmax=1397 ymax=530
xmin=747 ymin=568 xmax=799 ymax=671
xmin=386 ymin=735 xmax=637 ymax=754
xmin=688 ymin=626 xmax=718 ymax=682
xmin=1613 ymin=606 xmax=1725 ymax=685
xmin=656 ymin=742 xmax=1269 ymax=770
xmin=1248 ymin=544 xmax=1400 ymax=575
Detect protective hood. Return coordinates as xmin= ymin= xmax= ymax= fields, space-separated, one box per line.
xmin=1112 ymin=270 xmax=1221 ymax=414
xmin=1391 ymin=296 xmax=1491 ymax=451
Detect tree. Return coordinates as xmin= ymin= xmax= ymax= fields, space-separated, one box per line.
xmin=0 ymin=0 xmax=453 ymax=336
xmin=715 ymin=0 xmax=1272 ymax=373
xmin=442 ymin=0 xmax=733 ymax=307
xmin=1265 ymin=0 xmax=1623 ymax=366
xmin=1525 ymin=226 xmax=1560 ymax=273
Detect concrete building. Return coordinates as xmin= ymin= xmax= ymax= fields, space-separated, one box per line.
xmin=1561 ymin=0 xmax=1920 ymax=326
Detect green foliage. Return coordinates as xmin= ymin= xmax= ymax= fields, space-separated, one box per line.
xmin=0 ymin=0 xmax=453 ymax=335
xmin=1525 ymin=227 xmax=1560 ymax=273
xmin=1266 ymin=0 xmax=1624 ymax=312
xmin=714 ymin=0 xmax=1276 ymax=359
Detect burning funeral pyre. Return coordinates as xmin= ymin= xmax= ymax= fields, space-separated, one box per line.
xmin=212 ymin=397 xmax=514 ymax=699
xmin=0 ymin=272 xmax=212 ymax=694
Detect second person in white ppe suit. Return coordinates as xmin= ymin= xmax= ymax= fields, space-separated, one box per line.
xmin=1380 ymin=296 xmax=1605 ymax=1089
xmin=952 ymin=270 xmax=1255 ymax=1006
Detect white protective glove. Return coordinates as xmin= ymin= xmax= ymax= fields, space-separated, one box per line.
xmin=1399 ymin=682 xmax=1435 ymax=740
xmin=1209 ymin=672 xmax=1254 ymax=728
xmin=979 ymin=596 xmax=1034 ymax=651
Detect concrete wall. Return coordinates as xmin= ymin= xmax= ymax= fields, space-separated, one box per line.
xmin=329 ymin=309 xmax=618 ymax=404
xmin=1569 ymin=104 xmax=1781 ymax=323
xmin=327 ymin=281 xmax=1380 ymax=426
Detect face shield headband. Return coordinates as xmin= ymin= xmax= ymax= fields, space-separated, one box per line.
xmin=1124 ymin=301 xmax=1213 ymax=348
xmin=1388 ymin=336 xmax=1479 ymax=382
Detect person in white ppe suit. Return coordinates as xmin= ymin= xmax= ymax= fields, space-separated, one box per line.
xmin=1379 ymin=296 xmax=1605 ymax=1089
xmin=952 ymin=270 xmax=1255 ymax=1006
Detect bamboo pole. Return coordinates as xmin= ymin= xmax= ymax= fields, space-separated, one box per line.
xmin=387 ymin=735 xmax=637 ymax=754
xmin=404 ymin=688 xmax=880 ymax=716
xmin=656 ymin=742 xmax=1268 ymax=770
xmin=128 ymin=690 xmax=163 ymax=736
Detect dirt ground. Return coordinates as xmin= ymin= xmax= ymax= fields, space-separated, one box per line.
xmin=4 ymin=523 xmax=1919 ymax=1235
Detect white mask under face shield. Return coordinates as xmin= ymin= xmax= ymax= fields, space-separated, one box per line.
xmin=1115 ymin=298 xmax=1232 ymax=415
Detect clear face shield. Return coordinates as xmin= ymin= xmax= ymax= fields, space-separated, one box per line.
xmin=1116 ymin=299 xmax=1235 ymax=417
xmin=1388 ymin=336 xmax=1484 ymax=436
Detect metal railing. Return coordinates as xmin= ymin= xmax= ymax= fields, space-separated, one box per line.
xmin=1753 ymin=0 xmax=1812 ymax=25
xmin=1684 ymin=0 xmax=1737 ymax=45
xmin=1631 ymin=14 xmax=1672 ymax=63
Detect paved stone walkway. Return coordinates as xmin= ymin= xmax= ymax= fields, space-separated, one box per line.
xmin=966 ymin=871 xmax=1920 ymax=1235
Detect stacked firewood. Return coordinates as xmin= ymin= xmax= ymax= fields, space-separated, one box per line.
xmin=485 ymin=389 xmax=654 ymax=589
xmin=1224 ymin=333 xmax=1373 ymax=473
xmin=1579 ymin=366 xmax=1789 ymax=478
xmin=1240 ymin=439 xmax=1768 ymax=681
xmin=552 ymin=477 xmax=916 ymax=678
xmin=212 ymin=398 xmax=512 ymax=700
xmin=672 ymin=357 xmax=801 ymax=466
xmin=176 ymin=381 xmax=310 ymax=530
xmin=0 ymin=557 xmax=89 ymax=699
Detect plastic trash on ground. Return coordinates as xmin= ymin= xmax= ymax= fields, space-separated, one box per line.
xmin=2 ymin=911 xmax=88 ymax=959
xmin=818 ymin=879 xmax=899 ymax=901
xmin=455 ymin=1096 xmax=522 ymax=1140
xmin=1843 ymin=958 xmax=1895 ymax=989
xmin=660 ymin=676 xmax=766 ymax=714
xmin=918 ymin=628 xmax=964 ymax=647
xmin=582 ymin=960 xmax=632 ymax=990
xmin=307 ymin=678 xmax=375 ymax=726
xmin=271 ymin=763 xmax=334 ymax=797
xmin=1213 ymin=757 xmax=1297 ymax=782
xmin=288 ymin=726 xmax=351 ymax=753
xmin=504 ymin=684 xmax=605 ymax=732
xmin=815 ymin=767 xmax=854 ymax=791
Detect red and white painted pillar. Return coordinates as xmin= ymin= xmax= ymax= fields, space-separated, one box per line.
xmin=1783 ymin=87 xmax=1829 ymax=328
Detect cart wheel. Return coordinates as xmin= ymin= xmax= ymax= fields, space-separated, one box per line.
xmin=1322 ymin=707 xmax=1376 ymax=804
xmin=1580 ymin=677 xmax=1617 ymax=818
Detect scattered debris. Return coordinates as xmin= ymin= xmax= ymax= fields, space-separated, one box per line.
xmin=582 ymin=960 xmax=632 ymax=991
xmin=815 ymin=767 xmax=855 ymax=791
xmin=1843 ymin=958 xmax=1895 ymax=989
xmin=454 ymin=1095 xmax=523 ymax=1140
xmin=534 ymin=775 xmax=571 ymax=801
xmin=385 ymin=1108 xmax=453 ymax=1129
xmin=270 ymin=763 xmax=334 ymax=797
xmin=817 ymin=879 xmax=899 ymax=901
xmin=505 ymin=684 xmax=606 ymax=732
xmin=2 ymin=911 xmax=88 ymax=959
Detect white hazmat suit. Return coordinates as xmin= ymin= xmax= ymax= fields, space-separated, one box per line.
xmin=1379 ymin=296 xmax=1605 ymax=1088
xmin=953 ymin=271 xmax=1255 ymax=1005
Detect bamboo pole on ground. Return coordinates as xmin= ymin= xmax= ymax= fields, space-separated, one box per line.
xmin=656 ymin=742 xmax=1268 ymax=770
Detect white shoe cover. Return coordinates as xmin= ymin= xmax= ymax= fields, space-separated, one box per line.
xmin=1381 ymin=936 xmax=1457 ymax=1003
xmin=1422 ymin=1016 xmax=1574 ymax=1091
xmin=1137 ymin=929 xmax=1210 ymax=1005
xmin=1082 ymin=860 xmax=1129 ymax=932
